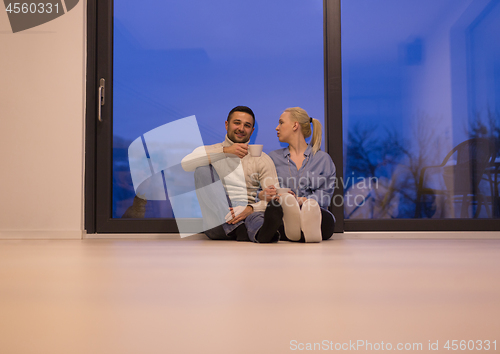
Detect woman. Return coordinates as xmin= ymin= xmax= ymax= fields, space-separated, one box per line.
xmin=259 ymin=107 xmax=336 ymax=242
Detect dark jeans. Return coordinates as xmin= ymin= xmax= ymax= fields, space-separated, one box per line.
xmin=194 ymin=165 xmax=266 ymax=242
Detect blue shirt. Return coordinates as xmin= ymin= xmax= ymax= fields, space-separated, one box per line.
xmin=268 ymin=145 xmax=336 ymax=209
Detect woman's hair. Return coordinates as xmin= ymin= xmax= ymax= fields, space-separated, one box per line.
xmin=284 ymin=107 xmax=322 ymax=154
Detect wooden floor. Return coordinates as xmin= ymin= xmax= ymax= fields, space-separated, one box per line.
xmin=1 ymin=238 xmax=499 ymax=354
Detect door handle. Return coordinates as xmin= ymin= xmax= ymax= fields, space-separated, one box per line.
xmin=97 ymin=78 xmax=105 ymax=122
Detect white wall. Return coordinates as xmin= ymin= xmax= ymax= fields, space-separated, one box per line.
xmin=0 ymin=2 xmax=85 ymax=239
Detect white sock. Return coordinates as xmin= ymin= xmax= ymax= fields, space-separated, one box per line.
xmin=280 ymin=193 xmax=301 ymax=241
xmin=300 ymin=199 xmax=322 ymax=243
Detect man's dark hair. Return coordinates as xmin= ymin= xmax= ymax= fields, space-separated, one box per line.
xmin=227 ymin=106 xmax=255 ymax=127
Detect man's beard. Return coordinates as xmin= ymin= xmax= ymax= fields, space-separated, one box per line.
xmin=228 ymin=130 xmax=250 ymax=143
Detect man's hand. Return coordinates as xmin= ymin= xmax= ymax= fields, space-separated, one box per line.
xmin=223 ymin=144 xmax=248 ymax=158
xmin=225 ymin=205 xmax=253 ymax=224
xmin=259 ymin=186 xmax=278 ymax=202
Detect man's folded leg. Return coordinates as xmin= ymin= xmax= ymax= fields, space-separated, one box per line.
xmin=248 ymin=200 xmax=283 ymax=243
xmin=194 ymin=165 xmax=243 ymax=239
xmin=231 ymin=224 xmax=250 ymax=242
xmin=204 ymin=225 xmax=235 ymax=240
xmin=203 ymin=222 xmax=247 ymax=241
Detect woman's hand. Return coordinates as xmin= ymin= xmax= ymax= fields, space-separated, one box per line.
xmin=278 ymin=189 xmax=297 ymax=200
xmin=259 ymin=186 xmax=278 ymax=202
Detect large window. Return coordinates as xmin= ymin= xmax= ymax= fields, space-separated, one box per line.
xmin=86 ymin=0 xmax=499 ymax=232
xmin=342 ymin=0 xmax=500 ymax=224
xmin=87 ymin=0 xmax=334 ymax=233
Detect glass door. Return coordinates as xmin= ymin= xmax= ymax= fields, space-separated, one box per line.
xmin=87 ymin=0 xmax=339 ymax=233
xmin=341 ymin=0 xmax=500 ymax=231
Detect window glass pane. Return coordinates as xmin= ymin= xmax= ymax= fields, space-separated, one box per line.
xmin=113 ymin=0 xmax=324 ymax=219
xmin=342 ymin=0 xmax=500 ymax=219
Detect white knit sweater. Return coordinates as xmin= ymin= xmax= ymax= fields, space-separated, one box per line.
xmin=181 ymin=135 xmax=279 ymax=212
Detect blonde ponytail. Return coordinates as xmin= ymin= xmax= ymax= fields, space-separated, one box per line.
xmin=310 ymin=118 xmax=323 ymax=154
xmin=284 ymin=107 xmax=323 ymax=154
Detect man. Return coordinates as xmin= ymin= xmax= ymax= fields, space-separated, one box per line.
xmin=181 ymin=106 xmax=283 ymax=243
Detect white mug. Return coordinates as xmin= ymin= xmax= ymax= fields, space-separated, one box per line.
xmin=276 ymin=188 xmax=291 ymax=195
xmin=248 ymin=144 xmax=263 ymax=157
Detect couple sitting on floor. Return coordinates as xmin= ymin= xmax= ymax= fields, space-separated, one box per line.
xmin=181 ymin=106 xmax=336 ymax=243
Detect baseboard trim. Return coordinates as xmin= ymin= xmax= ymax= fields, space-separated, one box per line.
xmin=336 ymin=231 xmax=500 ymax=239
xmin=85 ymin=231 xmax=500 ymax=240
xmin=83 ymin=233 xmax=208 ymax=240
xmin=0 ymin=230 xmax=84 ymax=240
